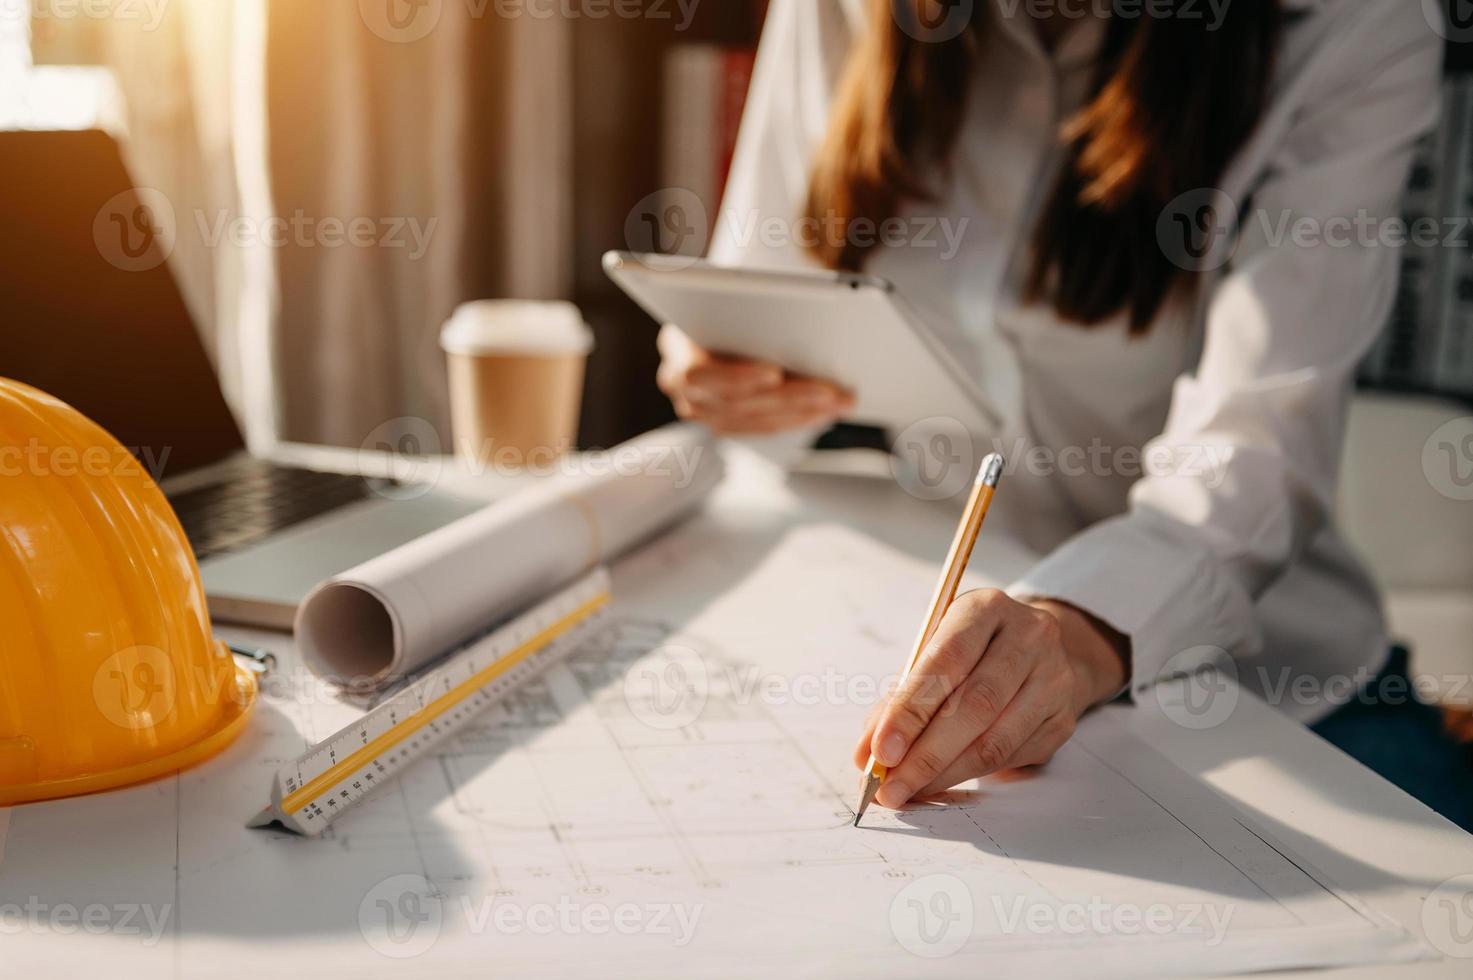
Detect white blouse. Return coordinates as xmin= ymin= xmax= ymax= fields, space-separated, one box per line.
xmin=687 ymin=0 xmax=1444 ymax=722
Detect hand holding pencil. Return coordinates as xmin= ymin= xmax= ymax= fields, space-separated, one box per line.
xmin=852 ymin=453 xmax=1130 ymax=824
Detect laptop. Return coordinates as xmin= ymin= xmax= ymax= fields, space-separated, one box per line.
xmin=2 ymin=129 xmax=484 ymax=629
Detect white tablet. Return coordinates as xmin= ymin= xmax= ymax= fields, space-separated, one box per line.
xmin=604 ymin=251 xmax=999 ymax=436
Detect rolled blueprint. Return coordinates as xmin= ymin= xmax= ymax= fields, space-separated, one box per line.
xmin=295 ymin=423 xmax=722 ymax=689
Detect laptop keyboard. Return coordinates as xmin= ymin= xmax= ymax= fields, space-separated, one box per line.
xmin=169 ymin=459 xmax=382 ymax=562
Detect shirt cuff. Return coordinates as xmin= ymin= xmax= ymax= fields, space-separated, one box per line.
xmin=1007 ymin=513 xmax=1262 ymax=701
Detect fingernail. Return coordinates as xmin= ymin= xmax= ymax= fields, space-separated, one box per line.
xmin=876 ymin=779 xmax=912 ymax=809
xmin=878 ymin=732 xmax=907 ymax=767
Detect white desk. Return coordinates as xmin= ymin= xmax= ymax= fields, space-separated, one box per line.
xmin=3 ymin=443 xmax=1471 ymax=977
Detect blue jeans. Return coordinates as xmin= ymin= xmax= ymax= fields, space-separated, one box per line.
xmin=1311 ymin=648 xmax=1473 ymax=833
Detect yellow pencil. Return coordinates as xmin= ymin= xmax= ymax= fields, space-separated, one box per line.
xmin=853 ymin=452 xmax=1006 ymax=826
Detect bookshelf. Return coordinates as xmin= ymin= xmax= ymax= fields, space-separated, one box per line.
xmin=571 ymin=0 xmax=769 ymax=448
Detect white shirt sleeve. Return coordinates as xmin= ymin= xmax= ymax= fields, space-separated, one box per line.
xmin=1009 ymin=9 xmax=1443 ymax=697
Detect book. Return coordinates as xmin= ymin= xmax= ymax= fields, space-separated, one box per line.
xmin=1363 ymin=76 xmax=1473 ymax=401
xmin=659 ymin=44 xmax=757 ymax=249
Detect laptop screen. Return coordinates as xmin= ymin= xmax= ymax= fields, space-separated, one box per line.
xmin=1 ymin=129 xmax=246 ymax=482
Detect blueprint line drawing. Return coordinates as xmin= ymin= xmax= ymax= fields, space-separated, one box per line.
xmin=0 ymin=521 xmax=1428 ymax=979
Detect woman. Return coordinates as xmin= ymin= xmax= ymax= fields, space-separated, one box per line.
xmin=658 ymin=0 xmax=1472 ymax=827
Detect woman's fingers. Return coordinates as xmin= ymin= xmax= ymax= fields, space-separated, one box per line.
xmin=1001 ymin=710 xmax=1076 ymax=771
xmin=702 ymin=410 xmax=845 ymax=436
xmin=684 ymin=378 xmax=847 ymax=416
xmin=678 ymin=379 xmax=854 ymax=434
xmin=657 ymin=330 xmax=854 ymax=436
xmin=867 ymin=591 xmax=1005 ymax=776
xmin=682 ymin=353 xmax=784 ymax=399
xmin=875 ymin=639 xmax=1038 ymax=808
xmin=909 ymin=682 xmax=1066 ymax=801
xmin=853 ymin=694 xmax=894 ymax=769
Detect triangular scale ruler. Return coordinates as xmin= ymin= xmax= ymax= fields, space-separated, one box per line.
xmin=249 ymin=568 xmax=612 ymax=836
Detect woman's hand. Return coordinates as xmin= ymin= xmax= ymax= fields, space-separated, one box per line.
xmin=657 ymin=328 xmax=854 ymax=435
xmin=853 ymin=590 xmax=1129 ymax=809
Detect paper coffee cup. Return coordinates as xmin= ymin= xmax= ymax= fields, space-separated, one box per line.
xmin=440 ymin=301 xmax=594 ymax=466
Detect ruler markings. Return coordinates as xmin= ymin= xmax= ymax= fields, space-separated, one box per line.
xmin=282 ymin=589 xmax=610 ymax=816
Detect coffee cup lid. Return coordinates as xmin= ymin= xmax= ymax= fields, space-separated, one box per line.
xmin=441 ymin=301 xmax=595 ymax=357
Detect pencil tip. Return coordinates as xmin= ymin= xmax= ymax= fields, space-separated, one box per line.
xmin=852 ymin=774 xmax=880 ymax=828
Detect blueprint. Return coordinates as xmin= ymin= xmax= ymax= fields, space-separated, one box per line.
xmin=0 ymin=521 xmax=1426 ymax=978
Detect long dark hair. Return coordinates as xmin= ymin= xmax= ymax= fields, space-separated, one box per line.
xmin=805 ymin=0 xmax=1282 ymax=333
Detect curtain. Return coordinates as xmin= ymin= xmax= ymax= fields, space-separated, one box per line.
xmin=85 ymin=0 xmax=574 ymax=450
xmin=265 ymin=1 xmax=573 ymax=449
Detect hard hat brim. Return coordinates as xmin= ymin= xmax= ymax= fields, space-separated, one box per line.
xmin=0 ymin=661 xmax=258 ymax=807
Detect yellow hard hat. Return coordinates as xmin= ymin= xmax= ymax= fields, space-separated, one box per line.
xmin=0 ymin=379 xmax=256 ymax=805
